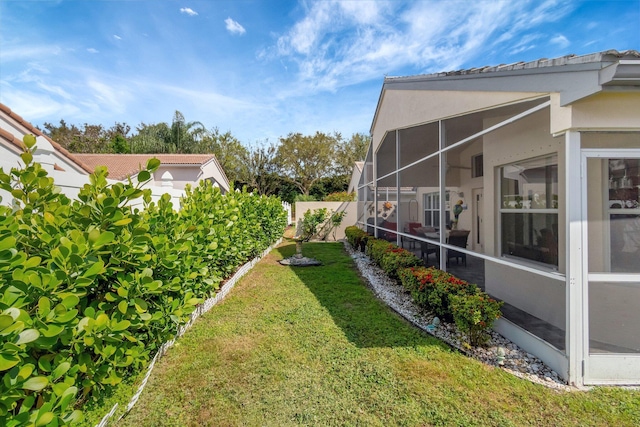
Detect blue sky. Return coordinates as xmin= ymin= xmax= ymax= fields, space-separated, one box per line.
xmin=1 ymin=0 xmax=639 ymax=145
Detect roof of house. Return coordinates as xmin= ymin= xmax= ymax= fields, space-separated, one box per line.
xmin=372 ymin=49 xmax=640 ymax=134
xmin=385 ymin=49 xmax=640 ymax=82
xmin=0 ymin=103 xmax=94 ymax=174
xmin=74 ymin=154 xmax=219 ymax=180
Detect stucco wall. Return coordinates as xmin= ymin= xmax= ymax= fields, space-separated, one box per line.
xmin=481 ymin=108 xmax=567 ymax=328
xmin=294 ymin=201 xmax=358 ymax=241
xmin=372 ymin=90 xmax=544 ymax=152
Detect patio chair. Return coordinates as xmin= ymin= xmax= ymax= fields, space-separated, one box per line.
xmin=447 ymin=229 xmax=470 ymax=266
xmin=420 ymin=241 xmax=439 ymax=262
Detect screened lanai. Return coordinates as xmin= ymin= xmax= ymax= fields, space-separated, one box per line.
xmin=358 ymin=50 xmax=640 ymax=386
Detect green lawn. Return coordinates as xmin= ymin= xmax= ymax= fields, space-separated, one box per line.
xmin=113 ymin=242 xmax=639 ymax=426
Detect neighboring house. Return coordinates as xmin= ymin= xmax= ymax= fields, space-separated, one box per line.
xmin=0 ymin=102 xmax=94 ymax=200
xmin=0 ymin=102 xmax=185 ymax=207
xmin=347 ymin=161 xmax=364 ymax=194
xmin=360 ymin=49 xmax=640 ymax=386
xmin=74 ymin=154 xmax=230 ymax=194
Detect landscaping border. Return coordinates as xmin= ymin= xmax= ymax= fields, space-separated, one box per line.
xmin=343 ymin=240 xmax=571 ymax=391
xmin=96 ymin=238 xmax=283 ymax=427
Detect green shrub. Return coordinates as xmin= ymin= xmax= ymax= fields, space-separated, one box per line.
xmin=0 ymin=135 xmax=287 ymax=426
xmin=323 ymin=191 xmax=355 ymax=202
xmin=365 ymin=239 xmax=394 ymax=265
xmin=450 ymin=293 xmax=503 ymax=346
xmin=345 ymin=226 xmax=367 ymax=250
xmin=379 ymin=247 xmax=422 ymax=280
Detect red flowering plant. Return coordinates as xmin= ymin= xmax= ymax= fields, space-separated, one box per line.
xmin=379 ymin=246 xmax=422 ymax=280
xmin=450 ymin=292 xmax=503 ymax=346
xmin=419 ymin=270 xmax=475 ymax=320
xmin=398 ymin=266 xmax=442 ymax=309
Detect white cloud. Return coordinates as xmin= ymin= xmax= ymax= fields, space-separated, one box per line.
xmin=225 ymin=17 xmax=246 ymax=35
xmin=87 ymin=48 xmax=99 ymax=54
xmin=180 ymin=8 xmax=198 ymax=16
xmin=550 ymin=34 xmax=570 ymax=49
xmin=271 ymin=0 xmax=576 ymax=94
xmin=114 ymin=35 xmax=122 ymax=40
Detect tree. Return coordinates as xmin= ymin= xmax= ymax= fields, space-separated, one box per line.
xmin=202 ymin=128 xmax=248 ymax=184
xmin=130 ymin=122 xmax=171 ymax=153
xmin=239 ymin=142 xmax=280 ymax=196
xmin=168 ymin=111 xmax=207 ymax=153
xmin=276 ymin=131 xmax=339 ymax=196
xmin=109 ymin=134 xmax=131 ymax=153
xmin=335 ymin=132 xmax=371 ymax=176
xmin=42 ymin=119 xmax=82 ymax=150
xmin=42 ymin=120 xmax=133 ymax=153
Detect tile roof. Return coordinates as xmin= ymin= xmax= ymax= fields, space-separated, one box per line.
xmin=0 ymin=103 xmax=94 ymax=173
xmin=74 ymin=154 xmax=216 ymax=180
xmin=386 ymin=49 xmax=640 ymax=82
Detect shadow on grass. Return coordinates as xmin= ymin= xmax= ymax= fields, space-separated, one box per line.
xmin=275 ymin=241 xmax=449 ymax=351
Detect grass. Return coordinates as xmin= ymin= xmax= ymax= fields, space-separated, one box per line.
xmin=113 ymin=241 xmax=640 ymax=426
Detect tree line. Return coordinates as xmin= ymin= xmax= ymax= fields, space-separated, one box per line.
xmin=40 ymin=111 xmax=370 ymax=202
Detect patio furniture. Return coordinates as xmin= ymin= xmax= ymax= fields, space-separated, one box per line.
xmin=447 ymin=229 xmax=470 ymax=266
xmin=402 ymin=221 xmax=423 ymax=248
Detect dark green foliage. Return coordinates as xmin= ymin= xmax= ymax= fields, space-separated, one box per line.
xmin=398 ymin=266 xmax=502 ymax=346
xmin=358 ymin=231 xmax=502 ymax=347
xmin=0 ymin=135 xmax=286 ymax=425
xmin=323 ymin=191 xmax=355 ymax=202
xmin=365 ymin=239 xmax=394 ymax=266
xmin=379 ymin=247 xmax=422 ymax=280
xmin=344 ymin=226 xmax=366 ymax=249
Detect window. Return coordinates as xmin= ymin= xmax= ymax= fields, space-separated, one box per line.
xmin=424 ymin=191 xmax=451 ymax=228
xmin=500 ymin=155 xmax=558 ymax=267
xmin=472 ymin=154 xmax=484 ymax=178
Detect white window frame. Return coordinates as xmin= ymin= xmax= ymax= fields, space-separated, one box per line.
xmin=499 ymin=154 xmax=559 ymax=269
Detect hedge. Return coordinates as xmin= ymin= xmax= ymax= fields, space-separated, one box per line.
xmin=347 ymin=229 xmax=502 ymax=347
xmin=0 ymin=135 xmax=287 ymax=426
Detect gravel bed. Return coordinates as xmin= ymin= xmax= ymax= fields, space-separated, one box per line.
xmin=344 ymin=241 xmax=573 ymax=391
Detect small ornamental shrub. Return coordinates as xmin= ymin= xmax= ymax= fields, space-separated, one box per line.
xmin=365 ymin=239 xmax=394 ymax=265
xmin=450 ymin=293 xmax=503 ymax=346
xmin=379 ymin=247 xmax=422 ymax=280
xmin=323 ymin=191 xmax=355 ymax=202
xmin=427 ymin=273 xmax=478 ymax=320
xmin=345 ymin=226 xmax=364 ymax=247
xmin=398 ymin=266 xmax=449 ymax=310
xmin=345 ymin=226 xmax=369 ymax=251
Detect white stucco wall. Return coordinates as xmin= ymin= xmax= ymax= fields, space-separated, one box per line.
xmin=371 ymin=90 xmax=545 ymax=152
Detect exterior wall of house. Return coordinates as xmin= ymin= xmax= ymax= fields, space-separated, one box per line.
xmin=482 ymin=108 xmax=567 ymax=330
xmin=153 ymin=165 xmax=202 ymax=190
xmin=371 ymin=90 xmax=545 ymax=152
xmin=0 ymin=114 xmax=87 ymax=175
xmin=200 ymin=159 xmax=231 ymax=193
xmin=551 ymin=92 xmax=640 ymax=134
xmin=347 ymin=164 xmax=363 ymax=194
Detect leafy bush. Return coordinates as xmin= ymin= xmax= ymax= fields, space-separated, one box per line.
xmin=365 ymin=239 xmax=394 ymax=265
xmin=379 ymin=247 xmax=422 ymax=280
xmin=300 ymin=208 xmax=329 ymax=241
xmin=323 ymin=191 xmax=355 ymax=202
xmin=299 ymin=208 xmax=346 ymax=241
xmin=450 ymin=293 xmax=503 ymax=346
xmin=397 ymin=265 xmax=502 ymax=347
xmin=0 ymin=135 xmax=287 ymax=426
xmin=345 ymin=226 xmax=368 ymax=250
